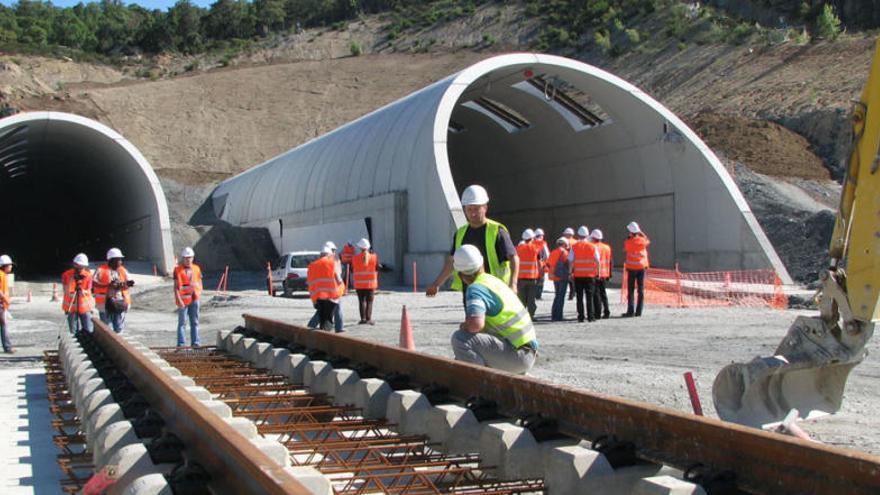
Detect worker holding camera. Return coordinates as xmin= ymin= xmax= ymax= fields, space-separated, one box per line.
xmin=93 ymin=247 xmax=134 ymax=333
xmin=61 ymin=253 xmax=95 ymax=334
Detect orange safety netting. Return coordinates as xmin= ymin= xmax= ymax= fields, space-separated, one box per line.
xmin=620 ymin=267 xmax=787 ymax=309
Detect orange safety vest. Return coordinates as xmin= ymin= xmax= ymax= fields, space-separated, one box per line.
xmin=571 ymin=240 xmax=599 ymax=278
xmin=534 ymin=239 xmax=548 ymax=272
xmin=308 ymin=256 xmax=342 ymax=303
xmin=516 ymin=242 xmax=542 ymax=280
xmin=62 ymin=268 xmax=94 ymax=314
xmin=596 ymin=242 xmax=613 ymax=278
xmin=94 ymin=264 xmax=132 ymax=307
xmin=624 ymin=235 xmax=650 ymax=271
xmin=174 ymin=264 xmax=203 ymax=306
xmin=341 ymin=244 xmax=355 ymax=264
xmin=0 ymin=270 xmax=8 ymax=310
xmin=352 ymin=252 xmax=379 ymax=290
xmin=547 ymin=247 xmax=569 ymax=282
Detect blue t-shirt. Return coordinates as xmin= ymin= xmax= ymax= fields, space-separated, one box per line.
xmin=465 ymin=281 xmax=539 ymax=350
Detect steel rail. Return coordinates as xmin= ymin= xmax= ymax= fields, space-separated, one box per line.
xmin=91 ymin=320 xmax=313 ymax=494
xmin=243 ymin=313 xmax=880 ymax=495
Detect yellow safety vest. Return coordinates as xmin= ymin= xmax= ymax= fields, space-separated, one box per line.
xmin=452 ymin=219 xmax=511 ymax=290
xmin=472 ymin=272 xmax=535 ymax=349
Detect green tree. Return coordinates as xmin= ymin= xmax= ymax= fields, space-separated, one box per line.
xmin=205 ymin=0 xmax=255 ymax=40
xmin=254 ymin=0 xmax=286 ymax=34
xmin=168 ymin=0 xmax=206 ymax=52
xmin=0 ymin=8 xmax=19 ymax=43
xmin=51 ymin=9 xmax=90 ymax=49
xmin=95 ymin=0 xmax=133 ymax=52
xmin=814 ymin=4 xmax=841 ymax=40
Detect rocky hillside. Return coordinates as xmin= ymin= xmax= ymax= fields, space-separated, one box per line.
xmin=0 ymin=2 xmax=869 ymax=282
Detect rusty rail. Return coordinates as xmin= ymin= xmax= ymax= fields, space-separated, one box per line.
xmin=243 ymin=313 xmax=880 ymax=495
xmin=91 ymin=320 xmax=313 ymax=494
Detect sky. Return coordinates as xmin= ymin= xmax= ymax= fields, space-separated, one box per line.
xmin=0 ymin=0 xmax=216 ymax=10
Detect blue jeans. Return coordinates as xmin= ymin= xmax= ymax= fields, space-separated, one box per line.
xmin=0 ymin=310 xmax=10 ymax=352
xmin=552 ymin=280 xmax=567 ymax=321
xmin=307 ymin=301 xmax=344 ymax=332
xmin=177 ymin=300 xmax=201 ymax=346
xmin=99 ymin=311 xmax=126 ymax=334
xmin=67 ymin=312 xmax=93 ymax=334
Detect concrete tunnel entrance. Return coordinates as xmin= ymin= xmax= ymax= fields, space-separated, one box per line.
xmin=0 ymin=112 xmax=173 ymax=277
xmin=441 ymin=57 xmax=785 ymax=276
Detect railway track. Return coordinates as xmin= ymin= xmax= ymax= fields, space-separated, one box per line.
xmin=47 ymin=315 xmax=880 ymax=494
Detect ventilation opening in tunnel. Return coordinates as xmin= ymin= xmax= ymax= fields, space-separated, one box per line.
xmin=444 ymin=67 xmax=669 ymax=267
xmin=0 ymin=113 xmax=173 ymax=278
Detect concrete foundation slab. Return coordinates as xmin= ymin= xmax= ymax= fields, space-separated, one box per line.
xmin=94 ymin=421 xmax=137 ymax=469
xmin=251 ymin=437 xmax=291 ymax=468
xmin=287 ymin=354 xmax=310 ymax=384
xmin=543 ymin=444 xmax=613 ymax=494
xmin=385 ymin=390 xmax=431 ymax=435
xmin=283 ymin=467 xmax=333 ymax=495
xmin=329 ymin=369 xmax=360 ymax=404
xmin=198 ymin=399 xmax=232 ymax=419
xmin=224 ymin=416 xmax=258 ymax=439
xmin=303 ymin=361 xmax=332 ymax=393
xmin=120 ymin=473 xmax=173 ymax=495
xmin=426 ymin=405 xmax=481 ymax=453
xmin=633 ymin=475 xmax=708 ymax=495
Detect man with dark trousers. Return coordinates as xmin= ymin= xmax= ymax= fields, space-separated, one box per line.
xmin=623 ymin=222 xmax=650 ymax=317
xmin=569 ymin=226 xmax=600 ymax=322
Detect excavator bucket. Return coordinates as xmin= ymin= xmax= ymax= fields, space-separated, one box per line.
xmin=713 ymin=315 xmax=873 ymax=427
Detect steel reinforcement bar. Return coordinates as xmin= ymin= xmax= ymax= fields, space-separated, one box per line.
xmin=91 ymin=320 xmax=314 ymax=494
xmin=242 ymin=313 xmax=880 ymax=495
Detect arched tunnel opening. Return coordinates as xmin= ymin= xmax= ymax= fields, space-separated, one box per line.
xmin=446 ymin=63 xmax=694 ymax=269
xmin=0 ymin=112 xmax=173 ymax=278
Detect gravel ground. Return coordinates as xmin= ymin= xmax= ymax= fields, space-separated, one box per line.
xmin=3 ymin=275 xmax=878 ymax=457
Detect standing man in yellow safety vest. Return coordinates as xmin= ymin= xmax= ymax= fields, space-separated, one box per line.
xmin=451 ymin=245 xmax=538 ymax=374
xmin=62 ymin=253 xmax=94 ymax=334
xmin=94 ymin=247 xmax=134 ymax=334
xmin=174 ymin=247 xmax=203 ymax=346
xmin=426 ymin=185 xmax=519 ymax=302
xmin=0 ymin=255 xmax=14 ymax=353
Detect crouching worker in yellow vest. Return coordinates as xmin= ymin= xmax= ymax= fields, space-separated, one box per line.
xmin=451 ymin=244 xmax=538 ymax=375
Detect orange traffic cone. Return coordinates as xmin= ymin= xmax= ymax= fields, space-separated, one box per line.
xmin=51 ymin=283 xmax=58 ymax=302
xmin=399 ymin=305 xmax=415 ymax=350
xmin=26 ymin=288 xmax=32 ymax=303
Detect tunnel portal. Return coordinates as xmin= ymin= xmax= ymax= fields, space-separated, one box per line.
xmin=0 ymin=112 xmax=173 ymax=277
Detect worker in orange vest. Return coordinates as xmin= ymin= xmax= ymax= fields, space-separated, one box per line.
xmin=547 ymin=238 xmax=570 ymax=321
xmin=352 ymin=238 xmax=380 ymax=325
xmin=307 ymin=241 xmax=347 ymax=332
xmin=562 ymin=227 xmax=575 ymax=300
xmin=590 ymin=229 xmax=612 ymax=319
xmin=174 ymin=247 xmax=203 ymax=346
xmin=340 ymin=240 xmax=355 ymax=288
xmin=516 ymin=229 xmax=544 ymax=318
xmin=62 ymin=253 xmax=94 ymax=334
xmin=308 ymin=245 xmax=344 ymax=330
xmin=623 ymin=222 xmax=650 ymax=317
xmin=0 ymin=255 xmax=13 ymax=353
xmin=569 ymin=226 xmax=600 ymax=322
xmin=94 ymin=247 xmax=134 ymax=334
xmin=533 ymin=228 xmax=549 ymax=300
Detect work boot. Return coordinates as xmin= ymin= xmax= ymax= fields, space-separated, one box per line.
xmin=621 ymin=313 xmax=634 ymax=318
xmin=603 ymin=312 xmax=610 ymax=319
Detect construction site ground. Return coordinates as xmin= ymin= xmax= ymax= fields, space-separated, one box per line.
xmin=2 ymin=275 xmax=878 ymax=462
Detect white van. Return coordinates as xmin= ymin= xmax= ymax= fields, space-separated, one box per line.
xmin=271 ymin=251 xmax=321 ymax=296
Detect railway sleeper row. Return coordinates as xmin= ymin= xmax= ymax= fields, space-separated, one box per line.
xmin=53 ymin=329 xmax=329 ymax=494
xmin=178 ymin=326 xmax=713 ymax=495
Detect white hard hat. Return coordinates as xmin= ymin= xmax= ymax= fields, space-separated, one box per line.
xmin=627 ymin=221 xmax=641 ymax=234
xmin=577 ymin=226 xmax=590 ymax=237
xmin=106 ymin=247 xmax=124 ymax=260
xmin=534 ymin=228 xmax=545 ymax=237
xmin=356 ymin=238 xmax=371 ymax=250
xmin=521 ymin=228 xmax=535 ymax=241
xmin=0 ymin=254 xmax=12 ymax=266
xmin=324 ymin=241 xmax=337 ymax=251
xmin=563 ymin=227 xmax=575 ymax=236
xmin=460 ymin=185 xmax=489 ymax=206
xmin=73 ymin=253 xmax=89 ymax=267
xmin=180 ymin=247 xmax=195 ymax=258
xmin=590 ymin=229 xmax=603 ymax=241
xmin=556 ymin=237 xmax=569 ymax=247
xmin=321 ymin=245 xmax=333 ymax=255
xmin=453 ymin=244 xmax=484 ymax=275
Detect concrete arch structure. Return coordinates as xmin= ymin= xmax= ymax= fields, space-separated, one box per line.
xmin=0 ymin=112 xmax=173 ymax=276
xmin=213 ymin=53 xmax=791 ymax=284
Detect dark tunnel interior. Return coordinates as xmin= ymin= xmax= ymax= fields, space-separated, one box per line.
xmin=0 ymin=119 xmax=157 ymax=278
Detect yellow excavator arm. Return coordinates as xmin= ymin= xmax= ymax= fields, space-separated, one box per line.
xmin=712 ymin=38 xmax=880 ymax=427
